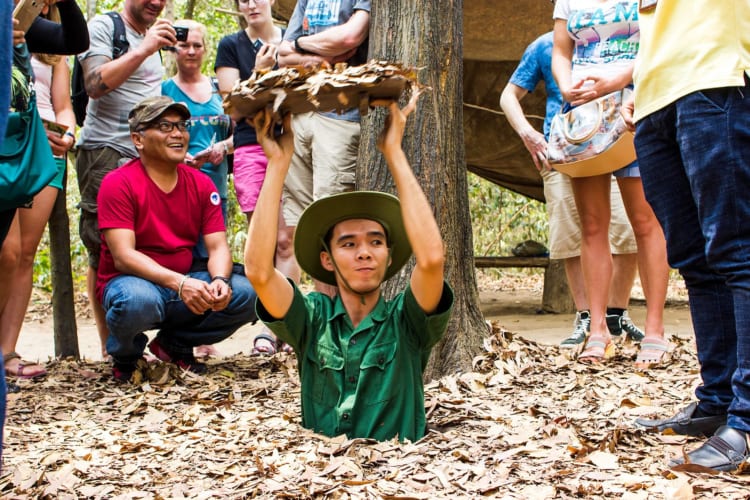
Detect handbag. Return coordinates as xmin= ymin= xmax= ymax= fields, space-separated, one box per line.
xmin=0 ymin=93 xmax=57 ymax=210
xmin=546 ymin=88 xmax=636 ymax=178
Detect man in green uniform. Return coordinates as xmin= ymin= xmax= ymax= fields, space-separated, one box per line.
xmin=245 ymin=95 xmax=453 ymax=442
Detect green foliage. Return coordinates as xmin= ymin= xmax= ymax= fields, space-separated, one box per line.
xmin=467 ymin=172 xmax=548 ymax=257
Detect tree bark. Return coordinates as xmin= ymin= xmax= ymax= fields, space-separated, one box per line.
xmin=358 ymin=0 xmax=487 ymax=380
xmin=183 ymin=0 xmax=197 ymax=19
xmin=50 ymin=166 xmax=79 ymax=358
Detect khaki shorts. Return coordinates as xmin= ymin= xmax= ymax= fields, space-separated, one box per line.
xmin=282 ymin=112 xmax=360 ymax=226
xmin=542 ymin=169 xmax=637 ymax=259
xmin=76 ymin=146 xmax=132 ymax=268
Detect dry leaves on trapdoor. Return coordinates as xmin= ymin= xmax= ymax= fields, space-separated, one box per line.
xmin=223 ymin=60 xmax=423 ymax=121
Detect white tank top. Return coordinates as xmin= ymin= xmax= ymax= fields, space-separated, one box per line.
xmin=31 ymin=56 xmax=56 ymax=123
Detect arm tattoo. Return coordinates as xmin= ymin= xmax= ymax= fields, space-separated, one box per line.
xmin=83 ymin=55 xmax=113 ymax=98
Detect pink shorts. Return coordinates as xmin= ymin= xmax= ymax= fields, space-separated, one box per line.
xmin=233 ymin=144 xmax=269 ymax=213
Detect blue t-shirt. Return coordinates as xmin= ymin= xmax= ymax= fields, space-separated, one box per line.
xmin=162 ymin=78 xmax=231 ymax=200
xmin=508 ymin=32 xmax=562 ymax=139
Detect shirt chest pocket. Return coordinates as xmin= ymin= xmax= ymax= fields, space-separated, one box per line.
xmin=358 ymin=340 xmax=399 ymax=406
xmin=307 ymin=344 xmax=345 ymax=407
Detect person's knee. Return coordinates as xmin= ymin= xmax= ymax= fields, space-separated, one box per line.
xmin=276 ymin=226 xmax=295 ymax=260
xmin=0 ymin=237 xmax=21 ymax=271
xmin=104 ymin=278 xmax=164 ymax=330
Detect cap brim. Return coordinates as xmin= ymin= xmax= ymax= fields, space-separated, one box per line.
xmin=294 ymin=191 xmax=411 ymax=286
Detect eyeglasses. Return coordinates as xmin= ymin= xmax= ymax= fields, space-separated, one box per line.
xmin=141 ymin=120 xmax=191 ymax=133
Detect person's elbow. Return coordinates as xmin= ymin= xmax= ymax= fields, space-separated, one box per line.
xmin=416 ymin=244 xmax=446 ymax=276
xmin=244 ymin=257 xmax=275 ymax=289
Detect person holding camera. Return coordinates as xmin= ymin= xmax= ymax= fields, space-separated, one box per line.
xmin=75 ymin=0 xmax=175 ymax=359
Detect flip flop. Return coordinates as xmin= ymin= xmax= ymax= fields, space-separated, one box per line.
xmin=578 ymin=335 xmax=616 ymax=364
xmin=4 ymin=351 xmax=47 ymax=379
xmin=635 ymin=336 xmax=672 ymax=369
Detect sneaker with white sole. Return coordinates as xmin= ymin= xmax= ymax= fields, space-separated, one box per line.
xmin=560 ymin=310 xmax=590 ymax=348
xmin=606 ymin=310 xmax=645 ymax=342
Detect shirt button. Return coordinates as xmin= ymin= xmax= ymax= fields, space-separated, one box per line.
xmin=342 ymin=413 xmax=350 ymax=420
xmin=348 ymin=376 xmax=356 ymax=383
xmin=378 ymin=357 xmax=385 ymax=365
xmin=319 ymin=357 xmax=325 ymax=365
xmin=350 ymin=338 xmax=356 ymax=345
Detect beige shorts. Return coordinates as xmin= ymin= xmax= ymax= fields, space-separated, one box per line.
xmin=283 ymin=112 xmax=360 ymax=226
xmin=542 ymin=169 xmax=637 ymax=259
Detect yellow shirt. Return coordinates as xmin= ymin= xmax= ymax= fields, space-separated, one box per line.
xmin=633 ymin=0 xmax=750 ymax=122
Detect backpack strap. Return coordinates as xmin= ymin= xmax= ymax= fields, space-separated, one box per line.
xmin=106 ymin=12 xmax=130 ymax=59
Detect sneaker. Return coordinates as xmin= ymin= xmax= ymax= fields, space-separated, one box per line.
xmin=149 ymin=338 xmax=207 ymax=374
xmin=560 ymin=310 xmax=590 ymax=348
xmin=606 ymin=310 xmax=645 ymax=342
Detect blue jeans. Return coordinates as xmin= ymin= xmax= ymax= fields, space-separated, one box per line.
xmin=635 ymin=77 xmax=750 ymax=432
xmin=102 ymin=271 xmax=257 ymax=363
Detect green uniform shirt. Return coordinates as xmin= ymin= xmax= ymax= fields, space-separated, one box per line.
xmin=257 ymin=281 xmax=454 ymax=442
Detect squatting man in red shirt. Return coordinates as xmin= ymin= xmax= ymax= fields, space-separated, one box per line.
xmin=96 ymin=96 xmax=257 ymax=382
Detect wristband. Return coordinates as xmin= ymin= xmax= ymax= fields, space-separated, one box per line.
xmin=294 ymin=37 xmax=309 ymax=54
xmin=178 ymin=274 xmax=189 ymax=300
xmin=64 ymin=131 xmax=76 ymax=141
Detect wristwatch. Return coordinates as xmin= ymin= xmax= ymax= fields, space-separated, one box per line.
xmin=294 ymin=37 xmax=309 ymax=54
xmin=212 ymin=276 xmax=232 ymax=289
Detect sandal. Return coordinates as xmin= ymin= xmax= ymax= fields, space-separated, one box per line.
xmin=252 ymin=333 xmax=293 ymax=356
xmin=578 ymin=335 xmax=616 ymax=364
xmin=4 ymin=351 xmax=47 ymax=379
xmin=635 ymin=336 xmax=672 ymax=369
xmin=252 ymin=335 xmax=277 ymax=355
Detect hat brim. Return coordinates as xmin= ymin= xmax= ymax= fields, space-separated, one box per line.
xmin=294 ymin=191 xmax=412 ymax=286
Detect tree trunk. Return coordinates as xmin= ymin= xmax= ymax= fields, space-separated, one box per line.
xmin=50 ymin=165 xmax=79 ymax=358
xmin=358 ymin=0 xmax=487 ymax=380
xmin=541 ymin=259 xmax=576 ymax=314
xmin=86 ymin=0 xmax=95 ymax=20
xmin=183 ymin=0 xmax=197 ymax=19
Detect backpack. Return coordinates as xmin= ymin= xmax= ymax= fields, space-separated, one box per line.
xmin=71 ymin=12 xmax=129 ymax=127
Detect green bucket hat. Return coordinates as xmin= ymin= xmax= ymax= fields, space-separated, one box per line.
xmin=294 ymin=191 xmax=412 ymax=286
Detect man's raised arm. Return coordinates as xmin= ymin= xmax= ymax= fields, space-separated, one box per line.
xmin=244 ymin=112 xmax=295 ymax=319
xmin=378 ymin=95 xmax=445 ymax=313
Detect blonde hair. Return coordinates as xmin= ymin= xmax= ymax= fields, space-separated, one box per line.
xmin=173 ymin=19 xmax=207 ymax=45
xmin=33 ymin=5 xmax=61 ymax=66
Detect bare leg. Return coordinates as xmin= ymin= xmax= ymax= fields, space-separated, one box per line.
xmin=0 ymin=187 xmax=57 ymax=376
xmin=0 ymin=216 xmax=23 ymax=372
xmin=617 ymin=177 xmax=669 ymax=339
xmin=89 ymin=266 xmax=109 ymax=359
xmin=609 ymin=253 xmax=638 ymax=308
xmin=571 ymin=174 xmax=614 ymax=343
xmin=563 ymin=256 xmax=588 ymax=311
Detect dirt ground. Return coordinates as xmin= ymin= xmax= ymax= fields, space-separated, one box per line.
xmin=16 ymin=272 xmax=694 ymax=363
